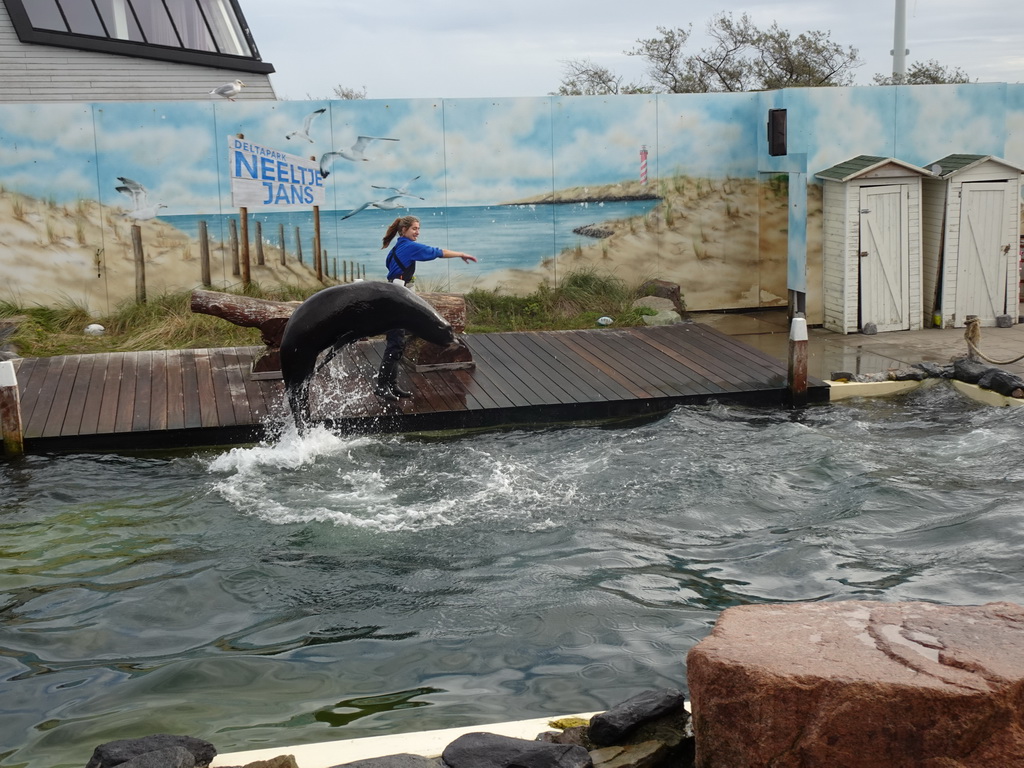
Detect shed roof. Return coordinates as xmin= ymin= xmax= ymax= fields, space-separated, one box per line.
xmin=927 ymin=154 xmax=1024 ymax=178
xmin=815 ymin=155 xmax=934 ymax=183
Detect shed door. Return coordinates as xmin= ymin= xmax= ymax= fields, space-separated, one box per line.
xmin=954 ymin=181 xmax=1010 ymax=326
xmin=859 ymin=184 xmax=909 ymax=332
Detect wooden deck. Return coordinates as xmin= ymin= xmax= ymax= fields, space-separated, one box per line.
xmin=10 ymin=324 xmax=828 ymax=452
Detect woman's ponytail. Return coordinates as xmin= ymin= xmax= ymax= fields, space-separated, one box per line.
xmin=381 ymin=215 xmax=419 ymax=249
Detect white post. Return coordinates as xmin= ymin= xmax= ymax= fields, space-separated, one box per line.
xmin=0 ymin=360 xmax=24 ymax=457
xmin=892 ymin=0 xmax=908 ymax=79
xmin=788 ymin=316 xmax=808 ymax=408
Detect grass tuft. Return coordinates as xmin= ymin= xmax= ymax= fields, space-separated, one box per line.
xmin=2 ymin=271 xmax=684 ymax=356
xmin=465 ymin=268 xmax=658 ymax=332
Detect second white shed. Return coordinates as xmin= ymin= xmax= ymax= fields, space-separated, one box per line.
xmin=815 ymin=156 xmax=932 ymax=334
xmin=922 ymin=154 xmax=1024 ymax=328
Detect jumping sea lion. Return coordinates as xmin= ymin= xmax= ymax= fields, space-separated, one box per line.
xmin=279 ymin=282 xmax=457 ymax=430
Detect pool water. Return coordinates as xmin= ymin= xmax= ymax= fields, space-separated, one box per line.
xmin=2 ymin=384 xmax=1023 ymax=767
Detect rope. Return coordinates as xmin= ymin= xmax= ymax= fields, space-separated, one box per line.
xmin=964 ymin=317 xmax=1024 ymax=365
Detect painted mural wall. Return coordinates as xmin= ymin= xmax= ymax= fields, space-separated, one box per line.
xmin=0 ymin=84 xmax=1021 ymax=321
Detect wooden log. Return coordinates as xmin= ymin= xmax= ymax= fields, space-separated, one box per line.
xmin=199 ymin=220 xmax=211 ymax=286
xmin=401 ymin=291 xmax=473 ymax=371
xmin=191 ymin=289 xmax=300 ymax=379
xmin=229 ymin=219 xmax=240 ymax=276
xmin=190 ymin=288 xmax=473 ymax=379
xmin=416 ymin=291 xmax=466 ymax=334
xmin=255 ymin=220 xmax=265 ymax=266
xmin=787 ymin=316 xmax=808 ymax=407
xmin=131 ymin=224 xmax=146 ymax=303
xmin=240 ymin=207 xmax=251 ymax=286
xmin=0 ymin=360 xmax=24 ymax=458
xmin=190 ymin=289 xmax=299 ymax=347
xmin=313 ymin=206 xmax=322 ymax=281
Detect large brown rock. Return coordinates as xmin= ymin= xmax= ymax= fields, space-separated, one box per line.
xmin=687 ymin=601 xmax=1024 ymax=768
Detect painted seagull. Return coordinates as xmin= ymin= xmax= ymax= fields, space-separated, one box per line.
xmin=319 ymin=136 xmax=399 ymax=177
xmin=339 ymin=195 xmax=410 ymax=220
xmin=209 ymin=79 xmax=245 ymax=101
xmin=115 ymin=177 xmax=166 ymax=220
xmin=286 ymin=108 xmax=326 ymax=142
xmin=371 ymin=175 xmax=424 ymax=199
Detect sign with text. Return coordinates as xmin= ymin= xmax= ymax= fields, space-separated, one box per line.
xmin=228 ymin=136 xmax=324 ymax=207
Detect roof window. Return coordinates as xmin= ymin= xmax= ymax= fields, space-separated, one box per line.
xmin=4 ymin=0 xmax=274 ymax=73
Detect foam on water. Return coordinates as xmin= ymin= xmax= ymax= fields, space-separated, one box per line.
xmin=206 ymin=424 xmax=581 ymax=532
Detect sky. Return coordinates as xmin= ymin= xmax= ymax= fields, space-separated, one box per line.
xmin=242 ymin=0 xmax=1024 ymax=101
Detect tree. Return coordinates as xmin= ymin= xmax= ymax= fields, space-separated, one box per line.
xmin=332 ymin=84 xmax=368 ymax=99
xmin=553 ymin=60 xmax=653 ymax=96
xmin=306 ymin=84 xmax=368 ymax=100
xmin=629 ymin=13 xmax=862 ymax=92
xmin=557 ymin=12 xmax=862 ymax=95
xmin=872 ymin=60 xmax=971 ymax=86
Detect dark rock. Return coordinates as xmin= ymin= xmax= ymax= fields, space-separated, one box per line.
xmin=977 ymin=368 xmax=1024 ymax=397
xmin=996 ymin=314 xmax=1013 ymax=328
xmin=638 ymin=280 xmax=685 ymax=316
xmin=572 ymin=224 xmax=614 ymax=239
xmin=85 ymin=735 xmax=216 ymax=768
xmin=537 ymin=726 xmax=590 ymax=748
xmin=116 ymin=746 xmax=195 ymax=768
xmin=589 ymin=741 xmax=666 ymax=768
xmin=912 ymin=362 xmax=954 ymax=378
xmin=860 ymin=322 xmax=877 ymax=335
xmin=615 ymin=710 xmax=691 ymax=751
xmin=329 ymin=755 xmax=439 ymax=768
xmin=641 ymin=310 xmax=683 ymax=327
xmin=890 ymin=367 xmax=929 ymax=381
xmin=441 ymin=732 xmax=592 ymax=768
xmin=953 ymin=357 xmax=990 ymax=384
xmin=242 ymin=757 xmax=300 ymax=768
xmin=588 ymin=689 xmax=687 ymax=747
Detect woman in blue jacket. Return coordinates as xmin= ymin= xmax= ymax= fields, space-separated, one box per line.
xmin=376 ymin=215 xmax=477 ymax=401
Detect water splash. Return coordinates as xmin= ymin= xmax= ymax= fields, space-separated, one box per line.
xmin=206 ymin=424 xmax=582 ymax=532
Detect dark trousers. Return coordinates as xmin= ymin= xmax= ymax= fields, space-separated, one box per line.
xmin=378 ymin=328 xmax=408 ymax=385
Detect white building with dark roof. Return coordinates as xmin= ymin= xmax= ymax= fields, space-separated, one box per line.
xmin=0 ymin=0 xmax=275 ymax=101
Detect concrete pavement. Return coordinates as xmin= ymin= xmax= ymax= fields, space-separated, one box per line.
xmin=691 ymin=309 xmax=1024 ymax=382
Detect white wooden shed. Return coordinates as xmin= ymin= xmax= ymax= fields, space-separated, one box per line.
xmin=815 ymin=156 xmax=932 ymax=334
xmin=922 ymin=154 xmax=1024 ymax=328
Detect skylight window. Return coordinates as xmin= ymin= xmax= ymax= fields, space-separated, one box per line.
xmin=4 ymin=0 xmax=274 ymax=73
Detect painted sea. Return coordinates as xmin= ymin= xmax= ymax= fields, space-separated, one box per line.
xmin=162 ymin=200 xmax=660 ymax=283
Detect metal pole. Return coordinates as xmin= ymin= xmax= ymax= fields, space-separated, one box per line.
xmin=892 ymin=0 xmax=908 ymax=79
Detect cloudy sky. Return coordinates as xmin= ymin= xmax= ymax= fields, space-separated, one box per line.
xmin=242 ymin=0 xmax=1023 ymax=101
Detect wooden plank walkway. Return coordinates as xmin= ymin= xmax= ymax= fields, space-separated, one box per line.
xmin=10 ymin=324 xmax=828 ymax=452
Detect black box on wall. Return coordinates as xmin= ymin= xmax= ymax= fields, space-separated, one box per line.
xmin=768 ymin=109 xmax=787 ymax=156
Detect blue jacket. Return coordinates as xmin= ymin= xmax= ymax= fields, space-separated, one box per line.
xmin=386 ymin=236 xmax=443 ymax=282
